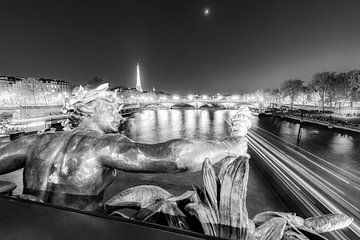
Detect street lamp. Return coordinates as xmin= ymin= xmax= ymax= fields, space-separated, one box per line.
xmin=202 ymin=95 xmax=208 ymax=100
xmin=172 ymin=95 xmax=180 ymax=101
xmin=230 ymin=95 xmax=240 ymax=102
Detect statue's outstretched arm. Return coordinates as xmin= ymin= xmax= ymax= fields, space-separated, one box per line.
xmin=0 ymin=135 xmax=36 ymax=174
xmin=101 ymin=136 xmax=248 ymax=173
xmin=102 ymin=106 xmax=251 ymax=173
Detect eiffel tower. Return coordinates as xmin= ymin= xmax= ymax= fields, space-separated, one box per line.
xmin=136 ymin=62 xmax=143 ymax=92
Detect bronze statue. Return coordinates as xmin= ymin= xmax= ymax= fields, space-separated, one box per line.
xmin=0 ymin=84 xmax=251 ymax=211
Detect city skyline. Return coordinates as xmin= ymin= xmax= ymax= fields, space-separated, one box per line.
xmin=1 ymin=0 xmax=360 ymax=94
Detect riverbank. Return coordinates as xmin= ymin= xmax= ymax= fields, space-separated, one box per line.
xmin=0 ymin=105 xmax=63 ymax=119
xmin=0 ymin=105 xmax=66 ymax=136
xmin=278 ymin=104 xmax=360 ymax=116
xmin=274 ymin=113 xmax=360 ymax=134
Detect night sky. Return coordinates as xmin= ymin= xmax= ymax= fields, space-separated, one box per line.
xmin=1 ymin=0 xmax=360 ymax=94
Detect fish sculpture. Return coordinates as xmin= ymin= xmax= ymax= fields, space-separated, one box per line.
xmin=303 ymin=214 xmax=353 ymax=233
xmin=254 ymin=217 xmax=287 ymax=240
xmin=104 ymin=185 xmax=172 ymax=210
xmin=253 ymin=211 xmax=304 ymax=227
xmin=282 ymin=230 xmax=310 ymax=240
xmin=0 ymin=180 xmax=16 ymax=195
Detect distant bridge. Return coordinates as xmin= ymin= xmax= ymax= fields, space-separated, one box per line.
xmin=122 ymin=100 xmax=258 ymax=110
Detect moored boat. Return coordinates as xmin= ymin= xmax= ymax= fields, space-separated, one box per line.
xmin=250 ymin=107 xmax=274 ymax=117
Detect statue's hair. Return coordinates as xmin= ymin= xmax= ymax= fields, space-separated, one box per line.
xmin=61 ymin=83 xmax=119 ymax=130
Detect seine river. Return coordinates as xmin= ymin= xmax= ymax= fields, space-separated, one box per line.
xmin=1 ymin=109 xmax=360 ymax=223
xmin=121 ymin=109 xmax=360 ymax=176
xmin=109 ymin=109 xmax=360 ymax=224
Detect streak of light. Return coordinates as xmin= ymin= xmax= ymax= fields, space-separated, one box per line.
xmin=247 ymin=128 xmax=360 ymax=240
xmin=249 ymin=131 xmax=360 ymax=211
xmin=252 ymin=125 xmax=360 ymax=184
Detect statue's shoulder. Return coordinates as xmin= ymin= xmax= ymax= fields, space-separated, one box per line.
xmin=70 ymin=129 xmax=103 ymax=139
xmin=33 ymin=131 xmax=68 ymax=144
xmin=69 ymin=131 xmax=128 ymax=142
xmin=103 ymin=133 xmax=134 ymax=143
xmin=10 ymin=133 xmax=40 ymax=144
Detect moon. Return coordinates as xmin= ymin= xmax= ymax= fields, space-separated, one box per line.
xmin=203 ymin=7 xmax=210 ymax=16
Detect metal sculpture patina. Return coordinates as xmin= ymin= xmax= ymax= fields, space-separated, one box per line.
xmin=0 ymin=83 xmax=250 ymax=211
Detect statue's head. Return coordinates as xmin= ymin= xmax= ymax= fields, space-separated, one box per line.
xmin=62 ymin=83 xmax=123 ymax=133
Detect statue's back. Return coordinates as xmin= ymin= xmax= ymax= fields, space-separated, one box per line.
xmin=22 ymin=131 xmax=115 ymax=210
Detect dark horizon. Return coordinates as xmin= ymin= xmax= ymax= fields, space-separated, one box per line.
xmin=1 ymin=0 xmax=360 ymax=94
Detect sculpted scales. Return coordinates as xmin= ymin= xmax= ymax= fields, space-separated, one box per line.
xmin=0 ymin=84 xmax=251 ymax=211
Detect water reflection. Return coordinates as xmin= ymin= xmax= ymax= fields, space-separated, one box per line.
xmin=169 ymin=110 xmax=182 ymax=139
xmin=184 ymin=110 xmax=197 ymax=139
xmin=330 ymin=134 xmax=354 ymax=155
xmin=214 ymin=110 xmax=227 ymax=137
xmin=199 ymin=111 xmax=211 ymax=140
xmin=133 ymin=110 xmax=157 ymax=142
xmin=157 ymin=110 xmax=171 ymax=141
xmin=124 ymin=110 xmax=233 ymax=143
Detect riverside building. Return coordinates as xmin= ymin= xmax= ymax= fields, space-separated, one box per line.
xmin=0 ymin=76 xmax=70 ymax=107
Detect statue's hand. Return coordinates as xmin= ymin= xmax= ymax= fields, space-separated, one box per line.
xmin=230 ymin=106 xmax=251 ymax=137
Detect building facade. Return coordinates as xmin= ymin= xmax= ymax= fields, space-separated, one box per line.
xmin=0 ymin=76 xmax=70 ymax=107
xmin=0 ymin=76 xmax=69 ymax=93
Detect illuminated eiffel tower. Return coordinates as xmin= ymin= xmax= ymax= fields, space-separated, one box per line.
xmin=136 ymin=62 xmax=143 ymax=92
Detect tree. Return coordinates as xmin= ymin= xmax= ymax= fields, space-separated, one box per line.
xmin=22 ymin=77 xmax=41 ymax=106
xmin=263 ymin=88 xmax=275 ymax=106
xmin=252 ymin=89 xmax=266 ymax=107
xmin=332 ymin=72 xmax=351 ymax=109
xmin=307 ymin=91 xmax=321 ymax=108
xmin=280 ymin=79 xmax=304 ymax=109
xmin=298 ymin=85 xmax=311 ymax=105
xmin=271 ymin=88 xmax=281 ymax=106
xmin=87 ymin=76 xmax=105 ymax=89
xmin=347 ymin=70 xmax=360 ymax=89
xmin=309 ymin=71 xmax=336 ymax=111
xmin=346 ymin=70 xmax=360 ymax=106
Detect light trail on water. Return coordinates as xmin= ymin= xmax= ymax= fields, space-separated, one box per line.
xmin=250 ymin=130 xmax=360 ymax=209
xmin=247 ymin=127 xmax=360 ymax=240
xmin=253 ymin=125 xmax=360 ymax=185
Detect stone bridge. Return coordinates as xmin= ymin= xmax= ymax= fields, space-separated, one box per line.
xmin=136 ymin=100 xmax=257 ymax=110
